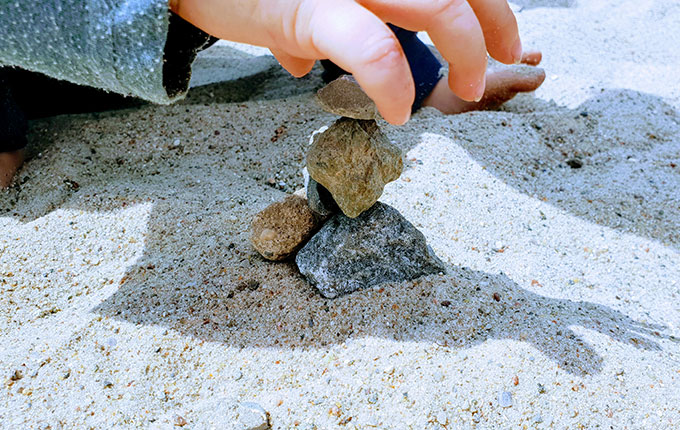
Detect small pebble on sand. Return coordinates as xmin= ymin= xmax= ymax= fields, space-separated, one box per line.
xmin=498 ymin=391 xmax=513 ymax=408
xmin=235 ymin=402 xmax=270 ymax=430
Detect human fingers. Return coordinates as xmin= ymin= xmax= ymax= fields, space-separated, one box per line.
xmin=359 ymin=0 xmax=488 ymax=102
xmin=310 ymin=1 xmax=414 ymax=124
xmin=171 ymin=0 xmax=414 ymax=123
xmin=270 ymin=49 xmax=316 ymax=77
xmin=466 ymin=0 xmax=521 ymax=64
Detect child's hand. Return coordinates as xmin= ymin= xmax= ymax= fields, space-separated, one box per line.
xmin=170 ymin=0 xmax=522 ymax=125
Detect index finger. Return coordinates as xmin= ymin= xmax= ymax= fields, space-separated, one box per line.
xmin=309 ymin=1 xmax=415 ymax=125
xmin=467 ymin=0 xmax=522 ymax=64
xmin=361 ymin=0 xmax=488 ymax=101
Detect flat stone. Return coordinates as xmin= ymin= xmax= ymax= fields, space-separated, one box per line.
xmin=296 ymin=202 xmax=446 ymax=298
xmin=306 ymin=118 xmax=403 ymax=218
xmin=250 ymin=195 xmax=323 ymax=261
xmin=316 ymin=75 xmax=378 ymax=120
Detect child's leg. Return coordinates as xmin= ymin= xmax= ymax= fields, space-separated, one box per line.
xmin=0 ymin=67 xmax=141 ymax=189
xmin=0 ymin=69 xmax=28 ymax=188
xmin=423 ymin=51 xmax=545 ymax=114
xmin=0 ymin=150 xmax=25 ymax=188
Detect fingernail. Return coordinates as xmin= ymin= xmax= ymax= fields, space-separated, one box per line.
xmin=473 ymin=79 xmax=485 ymax=102
xmin=512 ymin=38 xmax=523 ymax=64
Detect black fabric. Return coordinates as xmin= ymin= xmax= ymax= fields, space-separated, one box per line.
xmin=0 ymin=13 xmax=217 ymax=153
xmin=163 ymin=12 xmax=218 ymax=99
xmin=0 ymin=69 xmax=28 ymax=152
xmin=1 ymin=67 xmax=143 ymax=121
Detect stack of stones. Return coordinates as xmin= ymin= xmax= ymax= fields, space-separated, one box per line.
xmin=250 ymin=75 xmax=446 ymax=298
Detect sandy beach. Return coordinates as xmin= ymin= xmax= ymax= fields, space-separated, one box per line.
xmin=2 ymin=0 xmax=679 ymax=428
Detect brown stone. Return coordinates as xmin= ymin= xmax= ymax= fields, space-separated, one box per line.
xmin=306 ymin=118 xmax=403 ymax=218
xmin=316 ymin=75 xmax=379 ymax=120
xmin=250 ymin=195 xmax=324 ymax=261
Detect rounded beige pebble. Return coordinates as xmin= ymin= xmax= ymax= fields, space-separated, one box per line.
xmin=250 ymin=194 xmax=323 ymax=261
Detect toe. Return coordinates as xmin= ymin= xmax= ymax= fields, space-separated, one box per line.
xmin=520 ymin=50 xmax=542 ymax=66
xmin=0 ymin=149 xmax=25 ymax=188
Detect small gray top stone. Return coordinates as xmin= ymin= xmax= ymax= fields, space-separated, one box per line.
xmin=316 ymin=75 xmax=379 ymax=120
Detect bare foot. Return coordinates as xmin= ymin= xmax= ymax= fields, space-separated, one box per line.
xmin=423 ymin=51 xmax=546 ymax=114
xmin=0 ymin=149 xmax=25 ymax=188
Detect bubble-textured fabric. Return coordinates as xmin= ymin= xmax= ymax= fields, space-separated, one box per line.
xmin=0 ymin=0 xmax=177 ymax=104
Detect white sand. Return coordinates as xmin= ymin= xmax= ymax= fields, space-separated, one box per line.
xmin=2 ymin=0 xmax=680 ymax=428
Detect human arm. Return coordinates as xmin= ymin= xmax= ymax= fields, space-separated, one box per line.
xmin=170 ymin=0 xmax=524 ymax=124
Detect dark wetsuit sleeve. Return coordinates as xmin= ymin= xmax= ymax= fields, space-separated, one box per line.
xmin=0 ymin=70 xmax=28 ymax=153
xmin=163 ymin=12 xmax=218 ymax=99
xmin=0 ymin=13 xmax=217 ymax=153
xmin=321 ymin=24 xmax=443 ymax=112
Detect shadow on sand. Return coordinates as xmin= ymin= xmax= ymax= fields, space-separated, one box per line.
xmin=94 ymin=252 xmax=670 ymax=377
xmin=2 ymin=69 xmax=677 ymax=377
xmin=437 ymin=89 xmax=680 ymax=248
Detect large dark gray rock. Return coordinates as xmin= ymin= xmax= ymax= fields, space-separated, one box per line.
xmin=296 ymin=202 xmax=446 ymax=298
